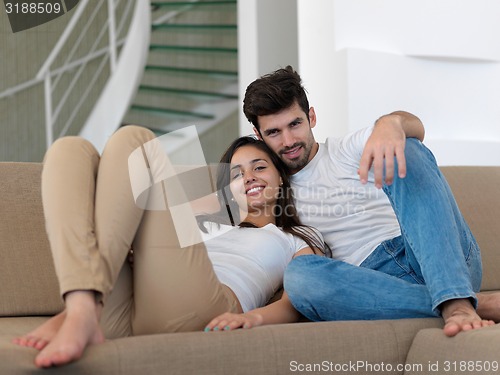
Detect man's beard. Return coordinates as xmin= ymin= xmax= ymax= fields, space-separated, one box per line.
xmin=279 ymin=142 xmax=312 ymax=172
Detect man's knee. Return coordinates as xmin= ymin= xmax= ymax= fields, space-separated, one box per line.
xmin=404 ymin=138 xmax=437 ymax=167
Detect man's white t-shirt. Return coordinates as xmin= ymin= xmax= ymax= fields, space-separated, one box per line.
xmin=290 ymin=126 xmax=401 ymax=266
xmin=201 ymin=223 xmax=311 ymax=312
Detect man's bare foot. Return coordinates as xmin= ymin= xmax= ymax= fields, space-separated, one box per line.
xmin=16 ymin=291 xmax=105 ymax=368
xmin=13 ymin=310 xmax=67 ymax=350
xmin=477 ymin=291 xmax=500 ymax=322
xmin=441 ymin=298 xmax=495 ymax=337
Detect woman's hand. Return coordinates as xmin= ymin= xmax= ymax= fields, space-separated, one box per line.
xmin=204 ymin=290 xmax=301 ymax=332
xmin=204 ymin=312 xmax=263 ymax=332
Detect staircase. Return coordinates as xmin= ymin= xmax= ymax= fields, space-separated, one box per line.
xmin=122 ymin=0 xmax=239 ymax=162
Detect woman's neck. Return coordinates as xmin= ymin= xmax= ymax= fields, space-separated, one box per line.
xmin=240 ymin=206 xmax=276 ymax=228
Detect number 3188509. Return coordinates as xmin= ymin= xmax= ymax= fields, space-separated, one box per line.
xmin=5 ymin=2 xmax=62 ymax=14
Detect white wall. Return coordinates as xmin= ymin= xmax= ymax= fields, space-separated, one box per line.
xmin=240 ymin=0 xmax=500 ymax=166
xmin=238 ymin=0 xmax=298 ymax=136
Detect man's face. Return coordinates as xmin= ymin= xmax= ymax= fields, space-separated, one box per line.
xmin=255 ymin=102 xmax=318 ymax=174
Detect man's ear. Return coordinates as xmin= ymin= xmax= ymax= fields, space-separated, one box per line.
xmin=253 ymin=127 xmax=263 ymax=140
xmin=309 ymin=107 xmax=317 ymax=129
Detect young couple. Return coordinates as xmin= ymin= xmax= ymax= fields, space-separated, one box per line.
xmin=15 ymin=66 xmax=500 ymax=368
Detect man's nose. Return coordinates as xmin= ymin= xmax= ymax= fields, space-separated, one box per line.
xmin=282 ymin=130 xmax=295 ymax=147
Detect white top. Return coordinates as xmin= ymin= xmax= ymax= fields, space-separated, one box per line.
xmin=201 ymin=223 xmax=311 ymax=312
xmin=290 ymin=126 xmax=401 ymax=266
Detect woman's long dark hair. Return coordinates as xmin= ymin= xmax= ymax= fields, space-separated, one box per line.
xmin=198 ymin=136 xmax=331 ymax=257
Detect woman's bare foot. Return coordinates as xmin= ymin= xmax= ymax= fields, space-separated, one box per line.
xmin=13 ymin=310 xmax=67 ymax=350
xmin=441 ymin=298 xmax=495 ymax=337
xmin=15 ymin=291 xmax=105 ymax=368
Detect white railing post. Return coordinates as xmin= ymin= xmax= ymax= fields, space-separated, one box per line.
xmin=107 ymin=0 xmax=118 ymax=72
xmin=43 ymin=74 xmax=54 ymax=148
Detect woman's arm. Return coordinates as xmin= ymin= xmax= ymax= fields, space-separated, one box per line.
xmin=204 ymin=248 xmax=315 ymax=331
xmin=204 ymin=290 xmax=301 ymax=331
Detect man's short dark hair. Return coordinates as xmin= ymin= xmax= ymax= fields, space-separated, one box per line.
xmin=243 ymin=65 xmax=310 ymax=133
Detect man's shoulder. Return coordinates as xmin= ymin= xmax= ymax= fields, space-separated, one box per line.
xmin=323 ymin=126 xmax=373 ymax=144
xmin=323 ymin=126 xmax=374 ymax=157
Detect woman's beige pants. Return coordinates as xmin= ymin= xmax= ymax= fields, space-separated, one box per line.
xmin=42 ymin=125 xmax=239 ymax=338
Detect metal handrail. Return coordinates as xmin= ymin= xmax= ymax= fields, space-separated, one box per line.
xmin=40 ymin=0 xmax=123 ymax=148
xmin=0 ymin=0 xmax=207 ymax=152
xmin=0 ymin=0 xmax=134 ymax=149
xmin=51 ymin=2 xmax=117 ymax=130
xmin=35 ymin=0 xmax=91 ymax=80
xmin=51 ymin=0 xmax=107 ymax=93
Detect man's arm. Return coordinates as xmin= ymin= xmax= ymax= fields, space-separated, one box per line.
xmin=385 ymin=111 xmax=425 ymax=140
xmin=358 ymin=111 xmax=425 ymax=188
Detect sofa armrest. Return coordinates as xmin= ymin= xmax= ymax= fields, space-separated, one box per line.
xmin=405 ymin=324 xmax=500 ymax=374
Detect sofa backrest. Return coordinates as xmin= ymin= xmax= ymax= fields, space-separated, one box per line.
xmin=440 ymin=166 xmax=500 ymax=291
xmin=0 ymin=163 xmax=499 ymax=317
xmin=0 ymin=163 xmax=63 ymax=316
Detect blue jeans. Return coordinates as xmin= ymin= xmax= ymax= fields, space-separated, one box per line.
xmin=284 ymin=138 xmax=482 ymax=321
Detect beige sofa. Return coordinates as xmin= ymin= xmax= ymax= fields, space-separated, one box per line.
xmin=1 ymin=162 xmax=500 ymax=375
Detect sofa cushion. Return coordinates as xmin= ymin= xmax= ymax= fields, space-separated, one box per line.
xmin=0 ymin=317 xmax=442 ymax=375
xmin=0 ymin=163 xmax=63 ymax=316
xmin=440 ymin=167 xmax=500 ymax=291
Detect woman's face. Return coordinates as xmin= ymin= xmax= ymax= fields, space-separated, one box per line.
xmin=228 ymin=145 xmax=283 ymax=215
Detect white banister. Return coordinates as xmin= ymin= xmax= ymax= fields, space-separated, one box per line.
xmin=1 ymin=0 xmax=142 ymax=149
xmin=51 ymin=0 xmax=106 ymax=93
xmin=79 ymin=0 xmax=151 ymax=152
xmin=107 ymin=0 xmax=118 ymax=72
xmin=36 ymin=0 xmax=90 ymax=80
xmin=43 ymin=76 xmax=54 ymax=149
xmin=52 ymin=6 xmax=114 ymax=127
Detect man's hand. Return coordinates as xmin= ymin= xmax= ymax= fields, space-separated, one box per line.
xmin=358 ymin=111 xmax=425 ymax=189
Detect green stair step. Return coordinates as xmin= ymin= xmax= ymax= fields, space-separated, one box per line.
xmin=152 ymin=24 xmax=237 ymax=31
xmin=139 ymin=85 xmax=238 ymax=99
xmin=150 ymin=44 xmax=237 ymax=53
xmin=145 ymin=65 xmax=237 ymax=77
xmin=131 ymin=105 xmax=215 ymax=119
xmin=129 ymin=0 xmax=238 ymax=133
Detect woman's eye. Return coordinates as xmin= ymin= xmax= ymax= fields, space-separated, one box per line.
xmin=231 ymin=172 xmax=242 ymax=180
